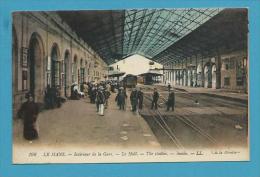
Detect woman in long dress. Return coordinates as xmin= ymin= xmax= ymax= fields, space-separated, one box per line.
xmin=18 ymin=93 xmax=39 ymax=140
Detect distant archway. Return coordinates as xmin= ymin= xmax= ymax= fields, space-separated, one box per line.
xmin=212 ymin=64 xmax=217 ymax=89
xmin=192 ymin=70 xmax=196 ymax=87
xmin=177 ymin=70 xmax=180 ymax=85
xmin=197 ymin=64 xmax=202 ymax=87
xmin=187 ymin=70 xmax=191 ymax=86
xmin=173 ymin=71 xmax=176 ymax=85
xmin=183 ymin=70 xmax=187 ymax=86
xmin=204 ymin=64 xmax=212 ymax=88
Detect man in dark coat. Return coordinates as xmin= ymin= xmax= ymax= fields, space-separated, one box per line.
xmin=104 ymin=88 xmax=111 ymax=109
xmin=167 ymin=83 xmax=171 ymax=92
xmin=137 ymin=87 xmax=144 ymax=110
xmin=17 ymin=92 xmax=39 ymax=141
xmin=167 ymin=90 xmax=175 ymax=111
xmin=151 ymin=88 xmax=159 ymax=110
xmin=115 ymin=87 xmax=127 ymax=110
xmin=90 ymin=85 xmax=97 ymax=104
xmin=130 ymin=88 xmax=138 ymax=112
xmin=96 ymin=86 xmax=106 ymax=116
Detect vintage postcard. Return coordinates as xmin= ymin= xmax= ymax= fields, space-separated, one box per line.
xmin=12 ymin=8 xmax=249 ymax=164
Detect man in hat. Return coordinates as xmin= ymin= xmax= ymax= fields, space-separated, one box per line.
xmin=104 ymin=87 xmax=111 ymax=109
xmin=115 ymin=87 xmax=127 ymax=110
xmin=151 ymin=88 xmax=159 ymax=110
xmin=96 ymin=86 xmax=105 ymax=116
xmin=167 ymin=83 xmax=171 ymax=92
xmin=166 ymin=89 xmax=175 ymax=111
xmin=130 ymin=87 xmax=138 ymax=112
xmin=137 ymin=87 xmax=144 ymax=110
xmin=17 ymin=92 xmax=39 ymax=141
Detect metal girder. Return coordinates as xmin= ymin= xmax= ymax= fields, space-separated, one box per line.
xmin=57 ymin=8 xmax=247 ymax=65
xmin=153 ymin=9 xmax=248 ymax=65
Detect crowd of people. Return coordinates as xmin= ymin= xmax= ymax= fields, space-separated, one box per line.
xmin=17 ymin=80 xmax=176 ymax=142
xmin=87 ymin=81 xmax=111 ymax=116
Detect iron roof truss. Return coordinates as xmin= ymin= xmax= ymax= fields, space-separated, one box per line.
xmin=58 ymin=8 xmax=247 ymax=65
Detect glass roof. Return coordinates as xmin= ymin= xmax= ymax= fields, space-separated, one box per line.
xmin=58 ymin=8 xmax=222 ymax=64
xmin=123 ymin=8 xmax=221 ymax=59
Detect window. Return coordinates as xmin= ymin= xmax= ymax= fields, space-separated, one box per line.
xmin=230 ymin=57 xmax=235 ymax=69
xmin=52 ymin=61 xmax=60 ymax=86
xmin=72 ymin=63 xmax=75 ymax=83
xmin=236 ymin=59 xmax=244 ymax=86
xmin=22 ymin=70 xmax=28 ymax=90
xmin=80 ymin=68 xmax=85 ymax=84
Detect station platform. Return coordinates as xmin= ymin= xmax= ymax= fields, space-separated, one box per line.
xmin=154 ymin=84 xmax=248 ymax=103
xmin=13 ymin=92 xmax=160 ymax=159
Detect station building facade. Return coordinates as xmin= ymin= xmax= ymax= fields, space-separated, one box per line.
xmin=163 ymin=49 xmax=248 ymax=92
xmin=12 ymin=12 xmax=108 ymax=116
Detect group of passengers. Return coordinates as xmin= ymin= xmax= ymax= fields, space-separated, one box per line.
xmin=150 ymin=86 xmax=175 ymax=111
xmin=129 ymin=87 xmax=144 ymax=112
xmin=115 ymin=87 xmax=144 ymax=112
xmin=87 ymin=81 xmax=111 ymax=116
xmin=17 ymin=80 xmax=175 ymax=142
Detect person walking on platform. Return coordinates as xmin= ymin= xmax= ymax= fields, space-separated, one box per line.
xmin=17 ymin=92 xmax=40 ymax=141
xmin=90 ymin=85 xmax=97 ymax=104
xmin=115 ymin=87 xmax=127 ymax=110
xmin=95 ymin=85 xmax=100 ymax=112
xmin=130 ymin=88 xmax=138 ymax=112
xmin=167 ymin=83 xmax=171 ymax=92
xmin=104 ymin=87 xmax=111 ymax=109
xmin=137 ymin=87 xmax=144 ymax=110
xmin=166 ymin=89 xmax=175 ymax=111
xmin=96 ymin=86 xmax=105 ymax=116
xmin=151 ymin=88 xmax=159 ymax=110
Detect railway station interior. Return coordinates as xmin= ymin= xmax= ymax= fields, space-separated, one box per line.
xmin=12 ymin=8 xmax=248 ymax=161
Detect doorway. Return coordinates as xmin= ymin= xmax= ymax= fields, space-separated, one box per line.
xmin=28 ymin=34 xmax=43 ymax=101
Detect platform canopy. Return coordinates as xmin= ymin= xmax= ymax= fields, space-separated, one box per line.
xmin=58 ymin=8 xmax=247 ymax=65
xmin=108 ymin=71 xmax=126 ymax=78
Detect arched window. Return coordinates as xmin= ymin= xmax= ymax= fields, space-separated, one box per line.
xmin=72 ymin=55 xmax=77 ymax=83
xmin=80 ymin=59 xmax=85 ymax=84
xmin=51 ymin=44 xmax=60 ymax=87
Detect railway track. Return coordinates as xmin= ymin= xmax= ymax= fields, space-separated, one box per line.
xmin=139 ymin=84 xmax=248 ymax=125
xmin=142 ymin=100 xmax=184 ymax=149
xmin=142 ymin=94 xmax=219 ymax=148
